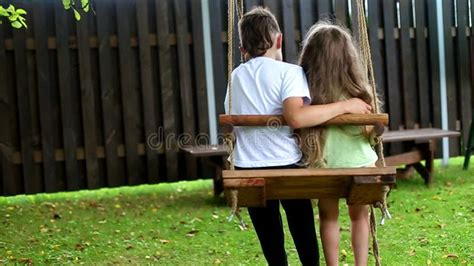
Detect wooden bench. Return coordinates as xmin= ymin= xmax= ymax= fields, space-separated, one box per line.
xmin=383 ymin=128 xmax=459 ymax=184
xmin=180 ymin=145 xmax=227 ymax=196
xmin=181 ymin=128 xmax=460 ymax=195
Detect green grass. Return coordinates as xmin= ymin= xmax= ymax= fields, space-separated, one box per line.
xmin=0 ymin=157 xmax=473 ymax=265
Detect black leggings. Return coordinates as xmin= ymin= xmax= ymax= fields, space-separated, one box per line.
xmin=238 ymin=165 xmax=320 ymax=266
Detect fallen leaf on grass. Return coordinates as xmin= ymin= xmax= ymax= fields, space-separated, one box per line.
xmin=432 ymin=195 xmax=442 ymax=200
xmin=443 ymin=253 xmax=459 ymax=259
xmin=74 ymin=243 xmax=85 ymax=252
xmin=418 ymin=237 xmax=429 ymax=245
xmin=186 ymin=229 xmax=199 ymax=237
xmin=159 ymin=239 xmax=171 ymax=244
xmin=18 ymin=258 xmax=33 ymax=264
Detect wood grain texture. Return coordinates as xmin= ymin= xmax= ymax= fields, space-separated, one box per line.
xmin=223 ymin=167 xmax=396 ymax=179
xmin=136 ymin=0 xmax=160 ymax=183
xmin=174 ymin=0 xmax=198 ymax=179
xmin=13 ymin=8 xmax=42 ymax=194
xmin=414 ymin=0 xmax=431 ymax=128
xmin=219 ymin=114 xmax=389 ymax=126
xmin=156 ymin=0 xmax=179 ymax=180
xmin=399 ymin=0 xmax=418 ymax=129
xmin=54 ymin=2 xmax=84 ymax=191
xmin=33 ymin=2 xmax=58 ymax=192
xmin=96 ymin=0 xmax=126 ymax=187
xmin=0 ymin=14 xmax=22 ymax=195
xmin=455 ymin=0 xmax=472 ymax=147
xmin=77 ymin=14 xmax=101 ymax=189
xmin=116 ymin=1 xmax=145 ymax=185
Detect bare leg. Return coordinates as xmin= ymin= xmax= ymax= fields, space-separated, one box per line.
xmin=348 ymin=204 xmax=369 ymax=266
xmin=318 ymin=198 xmax=340 ymax=266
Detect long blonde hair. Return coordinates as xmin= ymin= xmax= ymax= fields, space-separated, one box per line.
xmin=298 ymin=21 xmax=376 ymax=167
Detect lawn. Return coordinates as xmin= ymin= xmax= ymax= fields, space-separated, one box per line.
xmin=0 ymin=157 xmax=473 ymax=265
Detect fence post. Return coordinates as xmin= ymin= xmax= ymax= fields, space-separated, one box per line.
xmin=436 ymin=0 xmax=450 ymax=166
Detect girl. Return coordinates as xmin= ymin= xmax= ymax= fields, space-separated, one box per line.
xmin=298 ymin=22 xmax=379 ymax=266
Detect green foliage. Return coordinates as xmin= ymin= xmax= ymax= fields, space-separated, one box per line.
xmin=0 ymin=4 xmax=27 ymax=29
xmin=0 ymin=0 xmax=90 ymax=29
xmin=0 ymin=157 xmax=473 ymax=264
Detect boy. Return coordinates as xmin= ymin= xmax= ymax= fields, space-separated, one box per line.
xmin=224 ymin=7 xmax=371 ymax=265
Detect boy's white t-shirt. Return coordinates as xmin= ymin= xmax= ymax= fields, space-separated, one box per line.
xmin=224 ymin=56 xmax=311 ymax=168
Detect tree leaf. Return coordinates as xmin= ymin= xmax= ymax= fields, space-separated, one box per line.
xmin=62 ymin=0 xmax=71 ymax=10
xmin=15 ymin=9 xmax=26 ymax=15
xmin=73 ymin=9 xmax=81 ymax=21
xmin=11 ymin=20 xmax=22 ymax=29
xmin=81 ymin=0 xmax=89 ymax=12
xmin=7 ymin=4 xmax=15 ymax=13
xmin=0 ymin=7 xmax=9 ymax=17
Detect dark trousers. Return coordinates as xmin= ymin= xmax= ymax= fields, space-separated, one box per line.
xmin=238 ymin=164 xmax=320 ymax=266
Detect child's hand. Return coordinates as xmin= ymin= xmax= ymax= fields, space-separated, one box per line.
xmin=343 ymin=98 xmax=372 ymax=114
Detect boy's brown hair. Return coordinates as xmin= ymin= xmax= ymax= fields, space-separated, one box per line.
xmin=238 ymin=7 xmax=281 ymax=58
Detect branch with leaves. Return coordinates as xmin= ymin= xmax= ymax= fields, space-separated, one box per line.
xmin=0 ymin=4 xmax=27 ymax=28
xmin=0 ymin=0 xmax=90 ymax=29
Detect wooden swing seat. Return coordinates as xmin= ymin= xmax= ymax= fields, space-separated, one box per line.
xmin=220 ymin=113 xmax=396 ymax=207
xmin=223 ymin=167 xmax=396 ymax=207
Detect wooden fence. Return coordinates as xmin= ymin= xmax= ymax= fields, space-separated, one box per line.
xmin=0 ymin=0 xmax=473 ymax=195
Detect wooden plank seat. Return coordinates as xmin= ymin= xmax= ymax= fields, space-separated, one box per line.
xmin=383 ymin=128 xmax=460 ymax=184
xmin=223 ymin=167 xmax=396 ymax=207
xmin=218 ymin=114 xmax=393 ymax=207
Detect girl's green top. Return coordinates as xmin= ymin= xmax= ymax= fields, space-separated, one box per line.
xmin=323 ymin=125 xmax=378 ymax=168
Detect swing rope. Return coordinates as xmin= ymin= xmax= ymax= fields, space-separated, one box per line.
xmin=355 ymin=0 xmax=391 ymax=265
xmin=225 ymin=0 xmax=245 ymax=227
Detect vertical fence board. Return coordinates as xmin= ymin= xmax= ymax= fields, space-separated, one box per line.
xmin=245 ymin=0 xmax=260 ymax=10
xmin=382 ymin=0 xmax=401 ymax=132
xmin=33 ymin=2 xmax=58 ymax=192
xmin=282 ymin=0 xmax=298 ymax=63
xmin=116 ymin=1 xmax=145 ymax=185
xmin=190 ymin=0 xmax=212 ymax=178
xmin=191 ymin=0 xmax=210 ymax=137
xmin=263 ymin=0 xmax=281 ymax=24
xmin=414 ymin=0 xmax=431 ymax=128
xmin=317 ymin=0 xmax=332 ymax=18
xmin=455 ymin=0 xmax=472 ymax=147
xmin=350 ymin=0 xmax=359 ymax=44
xmin=442 ymin=0 xmax=460 ymax=155
xmin=96 ymin=0 xmax=126 ymax=187
xmin=334 ymin=0 xmax=348 ymax=26
xmin=299 ymin=0 xmax=314 ymax=36
xmin=77 ymin=16 xmax=101 ymax=188
xmin=367 ymin=0 xmax=386 ymax=104
xmin=209 ymin=0 xmax=227 ymax=118
xmin=174 ymin=0 xmax=198 ymax=179
xmin=136 ymin=0 xmax=160 ymax=183
xmin=0 ymin=22 xmax=22 ymax=195
xmin=156 ymin=0 xmax=179 ymax=180
xmin=13 ymin=15 xmax=42 ymax=194
xmin=54 ymin=4 xmax=84 ymax=191
xmin=427 ymin=0 xmax=442 ymax=129
xmin=399 ymin=0 xmax=418 ymax=128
